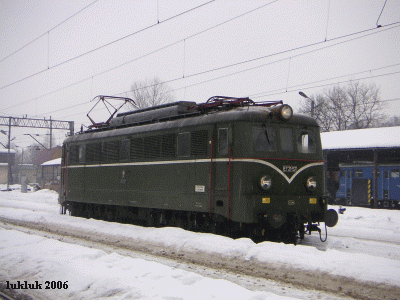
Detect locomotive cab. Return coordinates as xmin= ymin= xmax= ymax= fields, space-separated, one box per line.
xmin=217 ymin=105 xmax=336 ymax=242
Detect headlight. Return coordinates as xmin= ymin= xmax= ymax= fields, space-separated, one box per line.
xmin=279 ymin=105 xmax=293 ymax=120
xmin=260 ymin=175 xmax=272 ymax=190
xmin=306 ymin=176 xmax=317 ymax=191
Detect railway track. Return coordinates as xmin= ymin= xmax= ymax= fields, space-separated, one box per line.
xmin=299 ymin=231 xmax=400 ymax=262
xmin=1 ymin=216 xmax=400 ymax=300
xmin=328 ymin=233 xmax=400 ymax=246
xmin=0 ymin=285 xmax=33 ymax=300
xmin=0 ymin=290 xmax=14 ymax=300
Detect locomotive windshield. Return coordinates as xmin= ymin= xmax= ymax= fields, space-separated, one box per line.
xmin=253 ymin=126 xmax=277 ymax=152
xmin=280 ymin=128 xmax=293 ymax=152
xmin=253 ymin=125 xmax=318 ymax=155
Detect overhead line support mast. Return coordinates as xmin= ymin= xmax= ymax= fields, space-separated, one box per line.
xmin=0 ymin=115 xmax=74 ymax=190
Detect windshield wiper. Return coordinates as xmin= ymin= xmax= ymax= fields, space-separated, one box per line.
xmin=262 ymin=124 xmax=270 ymax=144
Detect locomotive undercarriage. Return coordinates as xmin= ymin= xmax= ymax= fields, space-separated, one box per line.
xmin=64 ymin=201 xmax=321 ymax=244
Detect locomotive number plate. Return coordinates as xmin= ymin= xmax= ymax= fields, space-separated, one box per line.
xmin=195 ymin=185 xmax=205 ymax=193
xmin=283 ymin=165 xmax=297 ymax=172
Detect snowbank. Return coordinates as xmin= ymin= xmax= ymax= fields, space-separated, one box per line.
xmin=1 ymin=189 xmax=400 ymax=299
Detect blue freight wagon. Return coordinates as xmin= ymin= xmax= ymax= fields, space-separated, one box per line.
xmin=336 ymin=163 xmax=400 ymax=209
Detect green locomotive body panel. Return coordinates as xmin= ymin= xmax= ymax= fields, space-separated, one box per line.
xmin=60 ymin=99 xmax=334 ymax=242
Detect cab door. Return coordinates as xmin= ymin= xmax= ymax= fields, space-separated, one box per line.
xmin=213 ymin=125 xmax=232 ymax=218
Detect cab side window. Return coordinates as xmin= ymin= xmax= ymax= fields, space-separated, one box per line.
xmin=218 ymin=128 xmax=228 ymax=156
xmin=177 ymin=132 xmax=190 ymax=157
xmin=296 ymin=129 xmax=316 ymax=153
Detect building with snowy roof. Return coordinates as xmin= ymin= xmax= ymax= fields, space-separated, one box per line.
xmin=0 ymin=148 xmax=16 ymax=184
xmin=321 ymin=126 xmax=400 ymax=207
xmin=321 ymin=126 xmax=400 ymax=167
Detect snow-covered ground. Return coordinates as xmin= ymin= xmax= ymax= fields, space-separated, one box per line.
xmin=1 ymin=186 xmax=400 ymax=299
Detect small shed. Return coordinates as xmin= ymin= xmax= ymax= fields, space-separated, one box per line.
xmin=41 ymin=157 xmax=62 ymax=192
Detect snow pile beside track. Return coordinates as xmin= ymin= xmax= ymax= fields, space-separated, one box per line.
xmin=2 ymin=229 xmax=289 ymax=300
xmin=1 ymin=188 xmax=400 ymax=299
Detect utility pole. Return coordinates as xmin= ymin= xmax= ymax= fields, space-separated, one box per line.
xmin=299 ymin=91 xmax=315 ymax=118
xmin=50 ymin=116 xmax=53 ymax=149
xmin=7 ymin=117 xmax=11 ymax=190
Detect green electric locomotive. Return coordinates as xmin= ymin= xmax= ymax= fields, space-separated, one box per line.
xmin=59 ymin=96 xmax=338 ymax=243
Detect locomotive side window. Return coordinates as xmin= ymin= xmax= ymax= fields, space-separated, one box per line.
xmin=355 ymin=169 xmax=363 ymax=178
xmin=392 ymin=169 xmax=399 ymax=178
xmin=131 ymin=134 xmax=176 ymax=160
xmin=280 ymin=128 xmax=293 ymax=152
xmin=103 ymin=141 xmax=119 ymax=162
xmin=161 ymin=134 xmax=176 ymax=158
xmin=191 ymin=130 xmax=208 ymax=156
xmin=86 ymin=143 xmax=102 ymax=162
xmin=296 ymin=129 xmax=316 ymax=153
xmin=78 ymin=145 xmax=85 ymax=163
xmin=177 ymin=132 xmax=190 ymax=157
xmin=142 ymin=136 xmax=161 ymax=159
xmin=252 ymin=126 xmax=277 ymax=152
xmin=120 ymin=139 xmax=130 ymax=161
xmin=218 ymin=128 xmax=228 ymax=156
xmin=69 ymin=145 xmax=79 ymax=164
xmin=131 ymin=136 xmax=160 ymax=160
xmin=130 ymin=137 xmax=145 ymax=160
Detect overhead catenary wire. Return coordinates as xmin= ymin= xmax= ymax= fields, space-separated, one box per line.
xmin=3 ymin=18 xmax=399 ymax=115
xmin=110 ymin=22 xmax=400 ymax=100
xmin=111 ymin=23 xmax=400 ymax=98
xmin=0 ymin=0 xmax=218 ymax=91
xmin=171 ymin=63 xmax=400 ymax=99
xmin=1 ymin=0 xmax=281 ymax=112
xmin=37 ymin=67 xmax=400 ymax=121
xmin=0 ymin=0 xmax=100 ymax=64
xmin=250 ymin=70 xmax=400 ymax=100
xmin=2 ymin=1 xmax=400 ymax=125
xmin=1 ymin=2 xmax=399 ymax=146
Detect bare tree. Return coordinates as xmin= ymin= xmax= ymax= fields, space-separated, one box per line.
xmin=299 ymin=82 xmax=386 ymax=132
xmin=381 ymin=116 xmax=400 ymax=127
xmin=129 ymin=77 xmax=174 ymax=110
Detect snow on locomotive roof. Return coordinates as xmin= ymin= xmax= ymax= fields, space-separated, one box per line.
xmin=321 ymin=126 xmax=400 ymax=150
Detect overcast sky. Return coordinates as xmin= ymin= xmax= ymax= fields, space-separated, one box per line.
xmin=0 ymin=0 xmax=399 ymax=147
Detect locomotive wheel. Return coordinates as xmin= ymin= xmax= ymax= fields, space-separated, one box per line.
xmin=244 ymin=224 xmax=265 ymax=243
xmin=68 ymin=202 xmax=76 ymax=216
xmin=281 ymin=223 xmax=297 ymax=245
xmin=146 ymin=211 xmax=155 ymax=227
xmin=86 ymin=204 xmax=94 ymax=219
xmin=67 ymin=203 xmax=302 ymax=244
xmin=105 ymin=206 xmax=114 ymax=222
